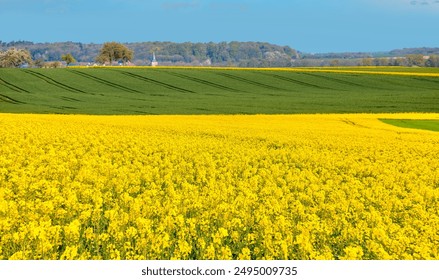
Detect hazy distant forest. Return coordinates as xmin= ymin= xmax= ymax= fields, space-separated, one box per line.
xmin=0 ymin=41 xmax=298 ymax=67
xmin=1 ymin=40 xmax=439 ymax=67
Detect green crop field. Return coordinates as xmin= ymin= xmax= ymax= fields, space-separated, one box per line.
xmin=0 ymin=67 xmax=438 ymax=115
xmin=380 ymin=119 xmax=439 ymax=132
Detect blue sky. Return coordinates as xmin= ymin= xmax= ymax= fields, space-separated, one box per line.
xmin=0 ymin=0 xmax=438 ymax=53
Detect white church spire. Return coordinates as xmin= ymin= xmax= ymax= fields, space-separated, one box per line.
xmin=151 ymin=52 xmax=158 ymax=67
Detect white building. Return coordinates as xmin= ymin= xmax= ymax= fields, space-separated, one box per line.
xmin=151 ymin=52 xmax=158 ymax=67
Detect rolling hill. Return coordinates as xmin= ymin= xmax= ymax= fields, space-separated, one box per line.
xmin=1 ymin=67 xmax=438 ymax=115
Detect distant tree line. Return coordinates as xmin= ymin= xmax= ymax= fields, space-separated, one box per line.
xmin=389 ymin=47 xmax=439 ymax=57
xmin=1 ymin=41 xmax=439 ymax=68
xmin=301 ymin=47 xmax=439 ymax=59
xmin=292 ymin=54 xmax=439 ymax=67
xmin=296 ymin=47 xmax=439 ymax=67
xmin=359 ymin=54 xmax=439 ymax=67
xmin=0 ymin=41 xmax=298 ymax=67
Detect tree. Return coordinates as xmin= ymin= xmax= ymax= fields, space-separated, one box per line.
xmin=406 ymin=54 xmax=425 ymax=67
xmin=426 ymin=55 xmax=439 ymax=67
xmin=361 ymin=58 xmax=373 ymax=66
xmin=390 ymin=57 xmax=407 ymax=66
xmin=373 ymin=58 xmax=389 ymax=66
xmin=95 ymin=42 xmax=133 ymax=65
xmin=61 ymin=53 xmax=77 ymax=66
xmin=0 ymin=48 xmax=33 ymax=68
xmin=330 ymin=59 xmax=340 ymax=67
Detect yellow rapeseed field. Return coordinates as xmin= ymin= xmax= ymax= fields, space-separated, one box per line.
xmin=0 ymin=113 xmax=438 ymax=260
xmin=72 ymin=65 xmax=439 ymax=78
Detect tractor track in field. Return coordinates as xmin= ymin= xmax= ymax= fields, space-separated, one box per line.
xmin=22 ymin=70 xmax=86 ymax=94
xmin=215 ymin=72 xmax=286 ymax=91
xmin=301 ymin=72 xmax=395 ymax=90
xmin=0 ymin=93 xmax=25 ymax=104
xmin=379 ymin=78 xmax=439 ymax=90
xmin=60 ymin=96 xmax=82 ymax=102
xmin=0 ymin=77 xmax=30 ymax=93
xmin=258 ymin=72 xmax=335 ymax=90
xmin=68 ymin=69 xmax=142 ymax=93
xmin=413 ymin=77 xmax=439 ymax=85
xmin=164 ymin=71 xmax=244 ymax=93
xmin=118 ymin=71 xmax=195 ymax=93
xmin=301 ymin=72 xmax=368 ymax=88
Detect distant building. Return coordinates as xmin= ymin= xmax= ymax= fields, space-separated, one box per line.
xmin=151 ymin=52 xmax=158 ymax=67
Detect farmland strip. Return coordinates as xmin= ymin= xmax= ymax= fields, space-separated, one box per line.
xmin=68 ymin=70 xmax=141 ymax=93
xmin=119 ymin=71 xmax=195 ymax=93
xmin=164 ymin=71 xmax=244 ymax=93
xmin=260 ymin=72 xmax=334 ymax=90
xmin=215 ymin=72 xmax=285 ymax=91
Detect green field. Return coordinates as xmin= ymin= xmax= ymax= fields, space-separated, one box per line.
xmin=1 ymin=67 xmax=438 ymax=114
xmin=380 ymin=119 xmax=439 ymax=132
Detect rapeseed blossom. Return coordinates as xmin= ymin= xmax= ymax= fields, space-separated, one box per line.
xmin=0 ymin=113 xmax=438 ymax=260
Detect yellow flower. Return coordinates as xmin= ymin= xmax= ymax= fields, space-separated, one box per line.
xmin=60 ymin=246 xmax=79 ymax=260
xmin=1 ymin=112 xmax=438 ymax=260
xmin=238 ymin=247 xmax=251 ymax=260
xmin=340 ymin=246 xmax=364 ymax=260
